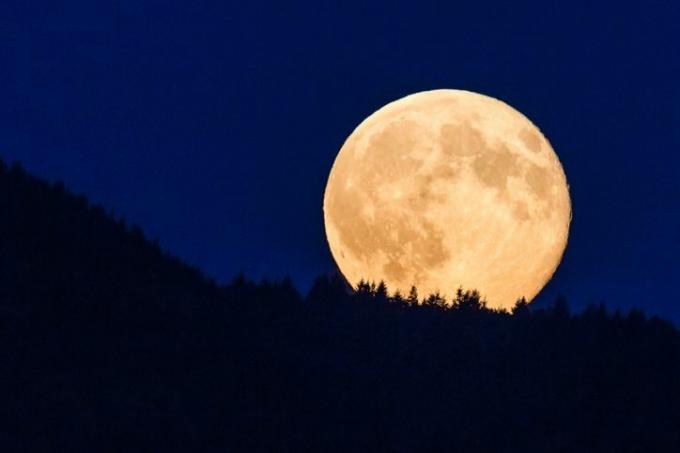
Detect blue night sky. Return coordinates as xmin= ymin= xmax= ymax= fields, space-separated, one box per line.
xmin=1 ymin=1 xmax=679 ymax=321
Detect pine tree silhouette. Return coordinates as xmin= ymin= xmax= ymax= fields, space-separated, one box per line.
xmin=407 ymin=285 xmax=419 ymax=306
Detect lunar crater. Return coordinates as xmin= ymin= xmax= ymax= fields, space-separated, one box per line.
xmin=519 ymin=127 xmax=543 ymax=153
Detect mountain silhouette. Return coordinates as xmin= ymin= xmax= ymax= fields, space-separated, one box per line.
xmin=1 ymin=158 xmax=679 ymax=452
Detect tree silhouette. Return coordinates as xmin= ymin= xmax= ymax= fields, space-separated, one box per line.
xmin=392 ymin=289 xmax=405 ymax=306
xmin=374 ymin=280 xmax=389 ymax=305
xmin=423 ymin=291 xmax=447 ymax=308
xmin=452 ymin=287 xmax=486 ymax=312
xmin=407 ymin=285 xmax=419 ymax=306
xmin=512 ymin=297 xmax=531 ymax=316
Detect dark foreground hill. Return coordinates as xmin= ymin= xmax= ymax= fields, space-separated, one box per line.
xmin=1 ymin=159 xmax=679 ymax=452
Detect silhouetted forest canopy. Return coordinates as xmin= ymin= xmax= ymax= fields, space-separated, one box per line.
xmin=1 ymin=158 xmax=679 ymax=451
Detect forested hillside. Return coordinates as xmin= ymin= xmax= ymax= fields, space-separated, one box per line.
xmin=1 ymin=159 xmax=678 ymax=452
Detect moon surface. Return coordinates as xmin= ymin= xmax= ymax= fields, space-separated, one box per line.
xmin=323 ymin=89 xmax=571 ymax=310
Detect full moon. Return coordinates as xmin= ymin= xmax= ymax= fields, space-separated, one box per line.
xmin=323 ymin=89 xmax=571 ymax=310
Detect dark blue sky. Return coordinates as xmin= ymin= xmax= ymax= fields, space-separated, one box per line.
xmin=2 ymin=1 xmax=679 ymax=321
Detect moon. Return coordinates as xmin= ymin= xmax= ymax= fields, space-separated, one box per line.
xmin=323 ymin=89 xmax=571 ymax=310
